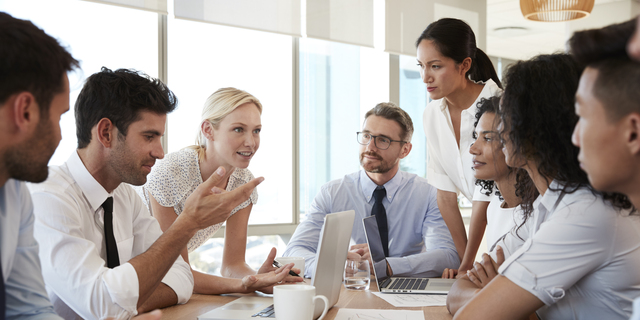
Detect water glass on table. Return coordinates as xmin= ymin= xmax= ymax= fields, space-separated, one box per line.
xmin=344 ymin=258 xmax=370 ymax=290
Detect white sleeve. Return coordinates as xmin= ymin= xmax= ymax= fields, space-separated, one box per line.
xmin=128 ymin=187 xmax=194 ymax=305
xmin=497 ymin=200 xmax=615 ymax=306
xmin=33 ymin=191 xmax=141 ymax=320
xmin=423 ymin=103 xmax=459 ymax=194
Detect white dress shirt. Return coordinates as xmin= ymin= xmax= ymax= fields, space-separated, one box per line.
xmin=29 ymin=151 xmax=194 ymax=320
xmin=496 ymin=181 xmax=640 ymax=320
xmin=423 ymin=79 xmax=501 ymax=201
xmin=284 ymin=170 xmax=458 ymax=278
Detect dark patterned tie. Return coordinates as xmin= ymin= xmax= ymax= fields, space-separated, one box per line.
xmin=372 ymin=187 xmax=389 ymax=257
xmin=102 ymin=197 xmax=120 ymax=268
xmin=1 ymin=249 xmax=5 ymax=320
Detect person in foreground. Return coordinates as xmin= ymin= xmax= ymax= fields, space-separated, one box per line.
xmin=448 ymin=53 xmax=640 ymax=320
xmin=0 ymin=13 xmax=165 ymax=320
xmin=417 ymin=18 xmax=503 ymax=275
xmin=0 ymin=12 xmax=77 ymax=320
xmin=139 ymin=87 xmax=302 ymax=294
xmin=568 ymin=18 xmax=640 ymax=320
xmin=284 ymin=102 xmax=457 ymax=278
xmin=28 ymin=68 xmax=290 ymax=320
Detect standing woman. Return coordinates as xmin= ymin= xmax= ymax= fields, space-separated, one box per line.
xmin=417 ymin=18 xmax=502 ymax=275
xmin=138 ymin=87 xmax=302 ymax=294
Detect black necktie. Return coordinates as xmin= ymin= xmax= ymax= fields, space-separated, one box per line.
xmin=1 ymin=249 xmax=5 ymax=320
xmin=372 ymin=187 xmax=389 ymax=257
xmin=102 ymin=197 xmax=120 ymax=268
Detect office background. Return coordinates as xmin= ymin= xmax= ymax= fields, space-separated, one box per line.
xmin=1 ymin=0 xmax=637 ymax=275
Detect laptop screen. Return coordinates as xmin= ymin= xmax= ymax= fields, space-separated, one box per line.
xmin=362 ymin=216 xmax=390 ymax=284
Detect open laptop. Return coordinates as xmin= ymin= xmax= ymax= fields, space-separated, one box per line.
xmin=362 ymin=215 xmax=455 ymax=294
xmin=197 ymin=210 xmax=356 ymax=320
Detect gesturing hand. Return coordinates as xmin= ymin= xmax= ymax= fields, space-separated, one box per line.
xmin=181 ymin=166 xmax=264 ymax=230
xmin=467 ymin=246 xmax=505 ymax=288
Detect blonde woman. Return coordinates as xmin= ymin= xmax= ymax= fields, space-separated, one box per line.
xmin=138 ymin=87 xmax=302 ymax=294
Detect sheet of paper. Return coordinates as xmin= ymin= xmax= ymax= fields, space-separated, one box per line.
xmin=335 ymin=308 xmax=425 ymax=320
xmin=372 ymin=292 xmax=447 ymax=307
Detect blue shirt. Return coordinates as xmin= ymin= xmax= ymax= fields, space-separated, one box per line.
xmin=0 ymin=180 xmax=61 ymax=320
xmin=284 ymin=170 xmax=458 ymax=278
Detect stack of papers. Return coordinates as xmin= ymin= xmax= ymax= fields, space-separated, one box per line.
xmin=371 ymin=293 xmax=447 ymax=307
xmin=335 ymin=308 xmax=425 ymax=320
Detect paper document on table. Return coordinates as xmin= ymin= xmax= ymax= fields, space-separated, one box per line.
xmin=335 ymin=308 xmax=425 ymax=320
xmin=372 ymin=292 xmax=447 ymax=307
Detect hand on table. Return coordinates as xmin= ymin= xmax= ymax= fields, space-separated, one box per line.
xmin=247 ymin=247 xmax=303 ymax=293
xmin=466 ymin=246 xmax=505 ymax=288
xmin=442 ymin=268 xmax=458 ymax=279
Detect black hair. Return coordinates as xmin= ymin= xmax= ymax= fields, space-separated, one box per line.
xmin=415 ymin=18 xmax=502 ymax=88
xmin=569 ymin=18 xmax=640 ymax=121
xmin=473 ymin=97 xmax=501 ymax=198
xmin=75 ymin=67 xmax=178 ymax=148
xmin=0 ymin=12 xmax=79 ymax=117
xmin=500 ymin=53 xmax=632 ymax=220
xmin=364 ymin=102 xmax=414 ymax=141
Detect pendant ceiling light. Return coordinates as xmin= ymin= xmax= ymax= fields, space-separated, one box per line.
xmin=520 ymin=0 xmax=595 ymax=22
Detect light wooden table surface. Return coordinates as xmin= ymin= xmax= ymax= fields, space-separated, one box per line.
xmin=160 ymin=281 xmax=453 ymax=320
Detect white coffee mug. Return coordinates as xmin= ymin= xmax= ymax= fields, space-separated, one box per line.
xmin=275 ymin=256 xmax=305 ymax=277
xmin=273 ymin=285 xmax=329 ymax=320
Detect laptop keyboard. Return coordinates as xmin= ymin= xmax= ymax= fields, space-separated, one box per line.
xmin=388 ymin=278 xmax=429 ymax=291
xmin=251 ymin=304 xmax=275 ymax=318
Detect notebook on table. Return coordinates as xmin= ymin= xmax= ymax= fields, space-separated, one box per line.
xmin=362 ymin=215 xmax=455 ymax=294
xmin=197 ymin=210 xmax=356 ymax=320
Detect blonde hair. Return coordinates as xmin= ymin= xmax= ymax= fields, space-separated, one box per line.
xmin=189 ymin=87 xmax=263 ymax=160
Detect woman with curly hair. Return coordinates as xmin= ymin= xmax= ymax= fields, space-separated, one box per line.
xmin=468 ymin=96 xmax=532 ymax=254
xmin=442 ymin=96 xmax=531 ymax=278
xmin=448 ymin=53 xmax=640 ymax=320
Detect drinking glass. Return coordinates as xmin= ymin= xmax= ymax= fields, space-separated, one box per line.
xmin=344 ymin=259 xmax=370 ymax=290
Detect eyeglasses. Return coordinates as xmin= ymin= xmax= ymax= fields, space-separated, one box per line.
xmin=356 ymin=132 xmax=407 ymax=150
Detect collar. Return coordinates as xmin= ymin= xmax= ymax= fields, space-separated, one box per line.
xmin=537 ymin=179 xmax=564 ymax=213
xmin=67 ymin=150 xmax=113 ymax=213
xmin=359 ymin=170 xmax=404 ymax=204
xmin=437 ymin=79 xmax=497 ymax=113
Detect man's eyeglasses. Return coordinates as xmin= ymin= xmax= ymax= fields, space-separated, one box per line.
xmin=356 ymin=132 xmax=407 ymax=150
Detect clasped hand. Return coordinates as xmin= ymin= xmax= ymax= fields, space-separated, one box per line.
xmin=466 ymin=246 xmax=505 ymax=288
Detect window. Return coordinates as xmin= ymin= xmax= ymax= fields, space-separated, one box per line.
xmin=167 ymin=17 xmax=293 ymax=225
xmin=398 ymin=54 xmax=428 ymax=177
xmin=0 ymin=0 xmax=158 ymax=166
xmin=298 ymin=38 xmax=389 ymax=219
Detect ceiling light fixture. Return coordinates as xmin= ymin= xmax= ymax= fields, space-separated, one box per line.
xmin=520 ymin=0 xmax=595 ymax=22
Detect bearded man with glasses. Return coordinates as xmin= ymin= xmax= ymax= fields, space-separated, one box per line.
xmin=284 ymin=102 xmax=458 ymax=279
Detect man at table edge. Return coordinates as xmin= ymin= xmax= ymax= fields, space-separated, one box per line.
xmin=284 ymin=102 xmax=458 ymax=279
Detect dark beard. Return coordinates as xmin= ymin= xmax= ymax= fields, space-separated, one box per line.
xmin=4 ymin=119 xmax=57 ymax=183
xmin=359 ymin=151 xmax=392 ymax=174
